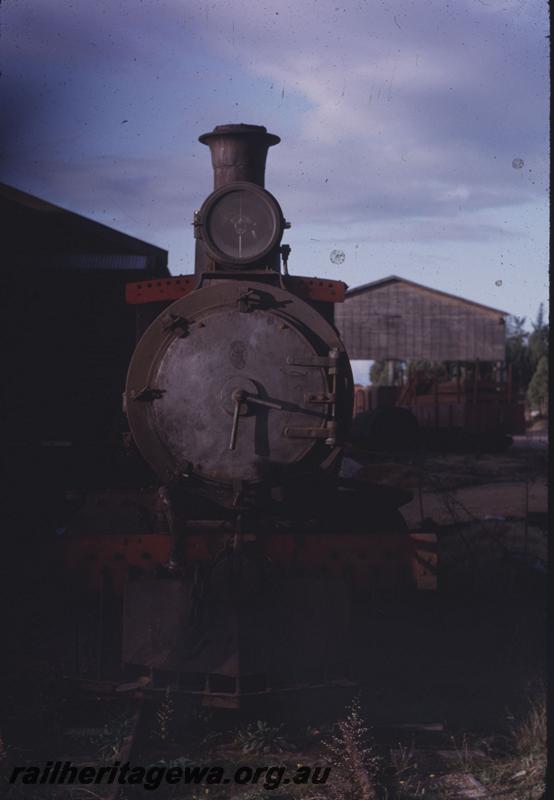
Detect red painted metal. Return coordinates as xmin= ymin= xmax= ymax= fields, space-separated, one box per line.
xmin=60 ymin=529 xmax=436 ymax=596
xmin=283 ymin=276 xmax=347 ymax=303
xmin=125 ymin=274 xmax=346 ymax=305
xmin=125 ymin=275 xmax=197 ymax=304
xmin=354 ymin=380 xmax=526 ymax=436
xmin=60 ymin=534 xmax=172 ymax=591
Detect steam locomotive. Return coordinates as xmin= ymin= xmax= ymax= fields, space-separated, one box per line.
xmin=63 ymin=125 xmax=435 ymax=706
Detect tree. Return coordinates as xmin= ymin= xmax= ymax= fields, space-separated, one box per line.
xmin=528 ymin=303 xmax=549 ymax=370
xmin=408 ymin=360 xmax=446 ymax=381
xmin=527 ymin=355 xmax=548 ymax=416
xmin=369 ymin=360 xmax=408 ymax=385
xmin=369 ymin=360 xmax=388 ymax=385
xmin=505 ymin=315 xmax=533 ymax=391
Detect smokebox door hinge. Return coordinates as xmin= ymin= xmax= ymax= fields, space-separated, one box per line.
xmin=304 ymin=392 xmax=336 ymax=404
xmin=132 ymin=387 xmax=166 ymax=402
xmin=284 ymin=421 xmax=337 ymax=446
xmin=287 ymin=348 xmax=339 ymax=369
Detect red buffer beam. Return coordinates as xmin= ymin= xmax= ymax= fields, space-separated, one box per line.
xmin=125 ymin=274 xmax=347 ymax=305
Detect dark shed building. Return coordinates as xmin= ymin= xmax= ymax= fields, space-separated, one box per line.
xmin=335 ymin=275 xmax=508 ymax=362
xmin=1 ymin=182 xmax=169 ymax=486
xmin=1 ymin=182 xmax=168 ymax=274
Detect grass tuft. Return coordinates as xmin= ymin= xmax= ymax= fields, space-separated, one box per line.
xmin=448 ymin=687 xmax=547 ymax=799
xmin=154 ymin=687 xmax=175 ymax=744
xmin=234 ymin=720 xmax=295 ymax=755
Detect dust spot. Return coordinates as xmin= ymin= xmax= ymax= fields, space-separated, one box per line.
xmin=512 ymin=158 xmax=524 ymax=169
xmin=330 ymin=249 xmax=345 ymax=265
xmin=495 ymin=280 xmax=503 ymax=287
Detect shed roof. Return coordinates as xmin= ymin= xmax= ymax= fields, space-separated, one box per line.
xmin=346 ymin=275 xmax=508 ymax=317
xmin=1 ymin=182 xmax=168 ymax=274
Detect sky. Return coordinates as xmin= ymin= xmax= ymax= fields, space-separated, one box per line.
xmin=1 ymin=0 xmax=549 ymax=379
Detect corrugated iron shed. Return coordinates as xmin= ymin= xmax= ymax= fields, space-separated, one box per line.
xmin=335 ymin=275 xmax=508 ymax=362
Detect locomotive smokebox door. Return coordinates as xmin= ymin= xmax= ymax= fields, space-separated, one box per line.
xmin=125 ymin=280 xmax=352 ymax=506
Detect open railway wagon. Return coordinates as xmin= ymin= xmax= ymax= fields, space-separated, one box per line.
xmin=352 ymin=361 xmax=525 ymax=452
xmin=59 ymin=124 xmax=436 ymax=709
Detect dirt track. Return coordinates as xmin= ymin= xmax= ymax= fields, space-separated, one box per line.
xmin=344 ymin=441 xmax=548 ymax=526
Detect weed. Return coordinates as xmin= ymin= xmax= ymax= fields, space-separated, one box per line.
xmin=449 ymin=732 xmax=474 ymax=772
xmin=321 ymin=697 xmax=381 ymax=800
xmin=507 ymin=687 xmax=547 ymax=797
xmin=74 ymin=712 xmax=136 ymax=763
xmin=512 ymin=688 xmax=546 ymax=759
xmin=154 ymin=687 xmax=175 ymax=744
xmin=384 ymin=740 xmax=427 ymax=799
xmin=444 ymin=689 xmax=546 ymax=799
xmin=234 ymin=720 xmax=295 ymax=755
xmin=390 ymin=740 xmax=416 ymax=777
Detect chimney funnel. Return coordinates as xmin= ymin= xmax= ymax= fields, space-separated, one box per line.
xmin=199 ymin=123 xmax=280 ymax=189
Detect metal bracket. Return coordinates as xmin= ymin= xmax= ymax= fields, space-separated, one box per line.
xmin=232 ymin=479 xmax=245 ymax=508
xmin=238 ymin=291 xmax=259 ymax=313
xmin=286 ymin=348 xmax=341 ymax=445
xmin=305 ymin=392 xmax=336 ymax=404
xmin=132 ymin=387 xmax=166 ymax=402
xmin=280 ymin=243 xmax=291 ymax=276
xmin=237 ymin=288 xmax=291 ymax=313
xmin=284 ymin=422 xmax=337 ymax=445
xmin=237 ymin=290 xmax=275 ymax=313
xmin=287 ymin=349 xmax=339 ymax=369
xmin=163 ymin=314 xmax=190 ymax=337
xmin=283 ymin=427 xmax=329 ymax=439
xmin=192 ymin=210 xmax=202 ymax=239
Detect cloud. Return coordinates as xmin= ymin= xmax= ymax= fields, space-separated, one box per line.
xmin=182 ymin=0 xmax=548 ymax=225
xmin=1 ymin=151 xmax=206 ymax=237
xmin=0 ymin=0 xmax=548 ymax=248
xmin=296 ymin=215 xmax=525 ymax=244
